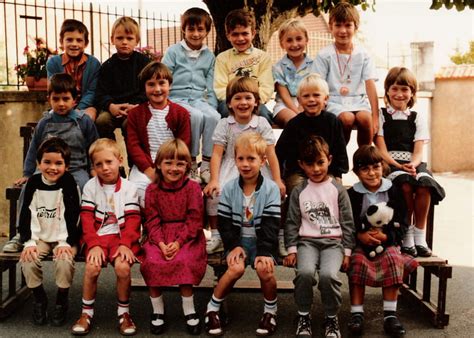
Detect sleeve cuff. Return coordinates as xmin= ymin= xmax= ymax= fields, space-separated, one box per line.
xmin=24 ymin=240 xmax=37 ymax=248
xmin=288 ymin=246 xmax=297 ymax=254
xmin=344 ymin=248 xmax=352 ymax=256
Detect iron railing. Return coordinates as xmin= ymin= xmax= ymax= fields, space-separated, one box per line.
xmin=0 ymin=0 xmax=183 ymax=89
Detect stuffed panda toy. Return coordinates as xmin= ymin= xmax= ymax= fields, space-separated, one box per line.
xmin=358 ymin=202 xmax=401 ymax=258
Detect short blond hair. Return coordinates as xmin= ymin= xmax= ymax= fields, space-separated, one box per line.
xmin=234 ymin=132 xmax=267 ymax=159
xmin=278 ymin=18 xmax=308 ymax=46
xmin=89 ymin=138 xmax=122 ymax=162
xmin=111 ymin=16 xmax=140 ymax=42
xmin=297 ymin=73 xmax=329 ymax=97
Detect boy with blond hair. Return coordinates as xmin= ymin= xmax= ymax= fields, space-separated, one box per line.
xmin=214 ymin=9 xmax=274 ymax=123
xmin=205 ymin=132 xmax=280 ymax=336
xmin=71 ymin=138 xmax=141 ymax=336
xmin=95 ymin=16 xmax=151 ymax=139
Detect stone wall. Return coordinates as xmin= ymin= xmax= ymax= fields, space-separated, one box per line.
xmin=0 ymin=92 xmax=48 ymax=236
xmin=431 ymin=78 xmax=474 ymax=172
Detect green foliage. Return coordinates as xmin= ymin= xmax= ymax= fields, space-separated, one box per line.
xmin=430 ymin=0 xmax=474 ymax=11
xmin=14 ymin=38 xmax=57 ymax=83
xmin=450 ymin=41 xmax=474 ymax=64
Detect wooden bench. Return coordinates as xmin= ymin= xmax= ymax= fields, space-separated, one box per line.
xmin=1 ymin=124 xmax=452 ymax=329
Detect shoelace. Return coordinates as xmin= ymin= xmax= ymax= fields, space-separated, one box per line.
xmin=325 ymin=317 xmax=339 ymax=334
xmin=297 ymin=316 xmax=311 ymax=334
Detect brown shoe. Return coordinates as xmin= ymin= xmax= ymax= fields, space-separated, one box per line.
xmin=205 ymin=311 xmax=223 ymax=336
xmin=119 ymin=312 xmax=137 ymax=336
xmin=256 ymin=312 xmax=277 ymax=336
xmin=71 ymin=313 xmax=92 ymax=335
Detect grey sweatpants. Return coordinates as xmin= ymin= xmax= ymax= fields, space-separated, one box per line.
xmin=293 ymin=238 xmax=344 ymax=316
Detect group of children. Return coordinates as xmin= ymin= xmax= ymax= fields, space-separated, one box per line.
xmin=6 ymin=2 xmax=446 ymax=337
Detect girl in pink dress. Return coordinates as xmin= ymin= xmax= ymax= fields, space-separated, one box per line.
xmin=140 ymin=138 xmax=206 ymax=335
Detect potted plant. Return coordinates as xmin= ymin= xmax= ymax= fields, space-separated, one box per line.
xmin=14 ymin=37 xmax=57 ymax=91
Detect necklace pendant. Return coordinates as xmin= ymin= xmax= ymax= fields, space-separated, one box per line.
xmin=340 ymin=86 xmax=350 ymax=96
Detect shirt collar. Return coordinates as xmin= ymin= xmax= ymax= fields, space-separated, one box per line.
xmin=227 ymin=114 xmax=259 ymax=129
xmin=180 ymin=40 xmax=207 ymax=58
xmin=353 ymin=177 xmax=392 ymax=194
xmin=281 ymin=53 xmax=313 ymax=68
xmin=387 ymin=105 xmax=411 ymax=116
xmin=232 ymin=45 xmax=254 ymax=55
xmin=61 ymin=52 xmax=88 ymax=66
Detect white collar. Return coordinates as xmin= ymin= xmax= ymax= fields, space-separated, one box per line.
xmin=353 ymin=177 xmax=392 ymax=194
xmin=180 ymin=40 xmax=207 ymax=58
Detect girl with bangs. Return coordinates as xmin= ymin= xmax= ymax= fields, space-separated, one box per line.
xmin=140 ymin=138 xmax=206 ymax=335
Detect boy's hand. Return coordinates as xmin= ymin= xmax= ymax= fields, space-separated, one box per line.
xmin=20 ymin=246 xmax=38 ymax=263
xmin=54 ymin=246 xmax=74 ymax=260
xmin=14 ymin=176 xmax=28 ymax=186
xmin=109 ymin=103 xmax=129 ymax=117
xmin=276 ymin=179 xmax=286 ymax=198
xmin=112 ymin=245 xmax=138 ymax=264
xmin=227 ymin=246 xmax=245 ymax=267
xmin=283 ymin=253 xmax=297 ymax=267
xmin=124 ymin=103 xmax=138 ymax=113
xmin=144 ymin=167 xmax=157 ymax=182
xmin=87 ymin=246 xmax=106 ymax=267
xmin=255 ymin=256 xmax=275 ymax=273
xmin=341 ymin=255 xmax=350 ymax=272
xmin=203 ymin=180 xmax=220 ymax=198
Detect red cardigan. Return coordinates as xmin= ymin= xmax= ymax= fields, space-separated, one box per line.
xmin=126 ymin=100 xmax=191 ymax=172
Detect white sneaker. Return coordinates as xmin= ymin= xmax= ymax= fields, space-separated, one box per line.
xmin=206 ymin=237 xmax=224 ymax=254
xmin=189 ymin=162 xmax=202 ymax=184
xmin=200 ymin=161 xmax=211 ymax=184
xmin=278 ymin=235 xmax=288 ymax=257
xmin=324 ymin=316 xmax=341 ymax=338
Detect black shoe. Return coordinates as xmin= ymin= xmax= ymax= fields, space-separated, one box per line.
xmin=401 ymin=246 xmax=417 ymax=257
xmin=51 ymin=303 xmax=68 ymax=326
xmin=347 ymin=312 xmax=364 ymax=336
xmin=415 ymin=245 xmax=432 ymax=257
xmin=384 ymin=314 xmax=406 ymax=337
xmin=33 ymin=300 xmax=48 ymax=325
xmin=185 ymin=313 xmax=201 ymax=335
xmin=150 ymin=313 xmax=165 ymax=335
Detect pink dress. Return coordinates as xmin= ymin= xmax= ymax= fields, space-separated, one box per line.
xmin=140 ymin=177 xmax=206 ymax=286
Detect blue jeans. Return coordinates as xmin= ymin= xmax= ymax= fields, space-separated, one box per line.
xmin=294 ymin=238 xmax=344 ymax=316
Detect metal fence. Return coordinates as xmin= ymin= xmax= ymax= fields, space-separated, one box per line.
xmin=0 ymin=0 xmax=183 ymax=89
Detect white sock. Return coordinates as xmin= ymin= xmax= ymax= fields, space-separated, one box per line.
xmin=402 ymin=225 xmax=415 ymax=248
xmin=298 ymin=311 xmax=310 ymax=316
xmin=82 ymin=298 xmax=95 ymax=318
xmin=414 ymin=227 xmax=428 ymax=247
xmin=150 ymin=295 xmax=164 ymax=326
xmin=383 ymin=300 xmax=397 ymax=312
xmin=207 ymin=294 xmax=224 ymax=313
xmin=351 ymin=305 xmax=364 ymax=314
xmin=117 ymin=300 xmax=129 ymax=317
xmin=263 ymin=297 xmax=277 ymax=315
xmin=182 ymin=295 xmax=199 ymax=326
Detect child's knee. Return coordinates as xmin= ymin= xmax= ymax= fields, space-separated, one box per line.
xmin=338 ymin=112 xmax=355 ymax=126
xmin=256 ymin=267 xmax=275 ymax=283
xmin=84 ymin=263 xmax=101 ymax=278
xmin=226 ymin=263 xmax=245 ymax=280
xmin=114 ymin=260 xmax=131 ymax=278
xmin=319 ymin=269 xmax=340 ymax=286
xmin=416 ymin=186 xmax=431 ymax=196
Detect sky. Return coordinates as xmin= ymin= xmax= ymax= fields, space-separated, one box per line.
xmin=91 ymin=0 xmax=473 ymax=69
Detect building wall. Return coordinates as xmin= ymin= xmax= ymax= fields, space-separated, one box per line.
xmin=431 ymin=78 xmax=474 ymax=172
xmin=0 ymin=92 xmax=48 ymax=235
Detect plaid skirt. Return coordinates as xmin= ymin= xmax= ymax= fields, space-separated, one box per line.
xmin=348 ymin=246 xmax=418 ymax=287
